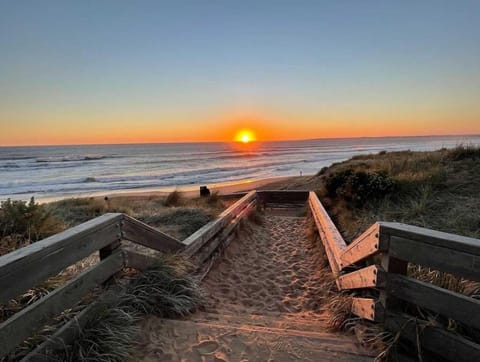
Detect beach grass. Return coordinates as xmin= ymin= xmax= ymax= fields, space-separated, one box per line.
xmin=264 ymin=145 xmax=480 ymax=359
xmin=3 ymin=255 xmax=202 ymax=362
xmin=0 ymin=191 xmax=219 ymax=360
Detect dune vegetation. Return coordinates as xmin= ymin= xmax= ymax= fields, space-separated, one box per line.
xmin=0 ymin=192 xmax=222 ymax=361
xmin=265 ymin=145 xmax=480 ymax=358
xmin=0 ymin=191 xmax=226 ymax=257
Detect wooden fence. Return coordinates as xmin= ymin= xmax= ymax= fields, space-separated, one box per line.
xmin=308 ymin=191 xmax=480 ymax=361
xmin=2 ymin=189 xmax=478 ymax=360
xmin=0 ymin=191 xmax=258 ymax=360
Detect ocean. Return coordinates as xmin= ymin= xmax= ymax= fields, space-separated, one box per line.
xmin=1 ymin=135 xmax=479 ymax=202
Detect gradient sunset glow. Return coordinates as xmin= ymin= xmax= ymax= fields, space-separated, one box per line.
xmin=1 ymin=1 xmax=480 ymax=146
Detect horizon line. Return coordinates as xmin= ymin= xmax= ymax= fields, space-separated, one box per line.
xmin=1 ymin=132 xmax=480 ymax=148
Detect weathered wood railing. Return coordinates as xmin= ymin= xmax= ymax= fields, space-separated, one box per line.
xmin=4 ymin=189 xmax=477 ymax=360
xmin=308 ymin=191 xmax=480 ymax=361
xmin=0 ymin=191 xmax=258 ymax=359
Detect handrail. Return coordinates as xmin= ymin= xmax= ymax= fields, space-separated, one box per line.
xmin=122 ymin=214 xmax=184 ymax=252
xmin=0 ymin=191 xmax=261 ymax=358
xmin=0 ymin=213 xmax=123 ymax=304
xmin=182 ymin=190 xmax=257 ymax=257
xmin=4 ymin=189 xmax=477 ymax=361
xmin=308 ymin=192 xmax=346 ymax=277
xmin=307 ymin=191 xmax=480 ymax=361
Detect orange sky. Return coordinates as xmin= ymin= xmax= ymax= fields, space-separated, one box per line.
xmin=2 ymin=2 xmax=480 ymax=146
xmin=1 ymin=110 xmax=479 ymax=146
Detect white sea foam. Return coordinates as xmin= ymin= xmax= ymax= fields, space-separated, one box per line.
xmin=1 ymin=135 xmax=479 ymax=201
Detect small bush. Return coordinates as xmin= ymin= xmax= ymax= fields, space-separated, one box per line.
xmin=325 ymin=169 xmax=395 ymax=207
xmin=0 ymin=198 xmax=63 ymax=244
xmin=164 ymin=190 xmax=182 ymax=207
xmin=316 ymin=166 xmax=329 ymax=176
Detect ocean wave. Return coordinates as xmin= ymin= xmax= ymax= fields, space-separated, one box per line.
xmin=2 ymin=136 xmax=480 ymax=201
xmin=35 ymin=154 xmax=106 ymax=163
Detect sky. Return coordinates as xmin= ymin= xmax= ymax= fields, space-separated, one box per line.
xmin=1 ymin=0 xmax=479 ymax=146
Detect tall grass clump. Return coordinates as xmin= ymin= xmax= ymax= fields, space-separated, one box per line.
xmin=164 ymin=190 xmax=183 ymax=207
xmin=52 ymin=295 xmax=142 ymax=362
xmin=120 ymin=256 xmax=202 ymax=317
xmin=43 ymin=255 xmax=202 ymax=362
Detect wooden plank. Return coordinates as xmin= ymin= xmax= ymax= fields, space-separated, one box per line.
xmin=192 ymin=201 xmax=255 ymax=264
xmin=0 ymin=250 xmax=124 ymax=359
xmin=385 ymin=313 xmax=480 ymax=362
xmin=340 ymin=223 xmax=385 ymax=268
xmin=387 ymin=274 xmax=480 ymax=330
xmin=182 ymin=191 xmax=256 ymax=257
xmin=218 ymin=192 xmax=249 ymax=200
xmin=337 ymin=265 xmax=386 ymax=290
xmin=308 ymin=192 xmax=346 ymax=274
xmin=124 ymin=249 xmax=161 ymax=270
xmin=217 ymin=190 xmax=257 ymax=219
xmin=351 ymin=298 xmax=383 ymax=322
xmin=121 ymin=214 xmax=183 ymax=253
xmin=380 ymin=222 xmax=480 ymax=256
xmin=379 ymin=253 xmax=408 ymax=318
xmin=388 ymin=235 xmax=480 ymax=281
xmin=257 ymin=190 xmax=309 ymax=205
xmin=315 ymin=214 xmax=341 ymax=278
xmin=0 ymin=213 xmax=122 ymax=304
xmin=235 ymin=200 xmax=256 ymax=221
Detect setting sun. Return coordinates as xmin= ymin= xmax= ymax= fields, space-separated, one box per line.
xmin=235 ymin=129 xmax=256 ymax=143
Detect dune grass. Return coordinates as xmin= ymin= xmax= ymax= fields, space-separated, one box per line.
xmin=0 ymin=191 xmax=219 ymax=360
xmin=9 ymin=255 xmax=202 ymax=362
xmin=57 ymin=255 xmax=201 ymax=362
xmin=267 ymin=145 xmax=480 ymax=359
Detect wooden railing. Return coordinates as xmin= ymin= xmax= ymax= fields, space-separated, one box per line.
xmin=4 ymin=189 xmax=477 ymax=360
xmin=0 ymin=191 xmax=259 ymax=359
xmin=308 ymin=191 xmax=480 ymax=361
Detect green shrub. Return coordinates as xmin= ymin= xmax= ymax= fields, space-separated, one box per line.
xmin=0 ymin=198 xmax=63 ymax=244
xmin=316 ymin=166 xmax=329 ymax=176
xmin=325 ymin=169 xmax=394 ymax=207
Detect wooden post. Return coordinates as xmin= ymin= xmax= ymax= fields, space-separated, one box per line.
xmin=379 ymin=230 xmax=408 ymax=317
xmin=99 ymin=220 xmax=122 ymax=260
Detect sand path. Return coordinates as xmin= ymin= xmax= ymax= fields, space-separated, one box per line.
xmin=134 ymin=212 xmax=372 ymax=361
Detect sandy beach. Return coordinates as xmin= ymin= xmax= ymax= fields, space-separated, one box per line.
xmin=133 ymin=211 xmax=371 ymax=361
xmin=35 ymin=176 xmax=294 ymax=204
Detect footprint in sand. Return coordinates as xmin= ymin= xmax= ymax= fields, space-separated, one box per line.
xmin=193 ymin=340 xmax=219 ymax=355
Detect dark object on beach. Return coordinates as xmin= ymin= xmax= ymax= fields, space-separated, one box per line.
xmin=104 ymin=196 xmax=109 ymax=201
xmin=200 ymin=186 xmax=211 ymax=197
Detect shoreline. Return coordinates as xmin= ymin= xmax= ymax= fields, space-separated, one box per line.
xmin=35 ymin=176 xmax=296 ymax=204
